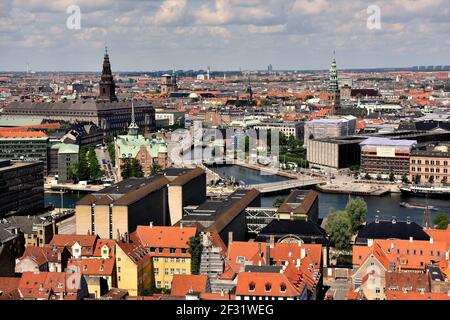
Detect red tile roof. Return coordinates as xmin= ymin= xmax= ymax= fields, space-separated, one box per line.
xmin=135 ymin=225 xmax=196 ymax=249
xmin=67 ymin=258 xmax=115 ymax=276
xmin=171 ymin=274 xmax=208 ymax=296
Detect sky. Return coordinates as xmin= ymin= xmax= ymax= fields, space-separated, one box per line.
xmin=0 ymin=0 xmax=449 ymax=71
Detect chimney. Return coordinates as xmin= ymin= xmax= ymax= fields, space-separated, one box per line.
xmin=149 ymin=221 xmax=153 ymax=227
xmin=406 ymin=216 xmax=411 ymax=224
xmin=266 ymin=243 xmax=271 ymax=266
xmin=296 ymin=258 xmax=301 ymax=268
xmin=228 ymin=231 xmax=233 ymax=245
xmin=409 ymin=237 xmax=413 ymax=243
xmin=180 ymin=222 xmax=183 ymax=229
xmin=269 ymin=235 xmax=275 ymax=249
xmin=125 ymin=232 xmax=129 ymax=243
xmin=116 ymin=229 xmax=121 ymax=242
xmin=430 ymin=237 xmax=434 ymax=244
xmin=258 ymin=242 xmax=262 ymax=257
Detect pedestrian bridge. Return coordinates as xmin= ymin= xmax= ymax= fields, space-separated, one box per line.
xmin=243 ymin=178 xmax=324 ymax=193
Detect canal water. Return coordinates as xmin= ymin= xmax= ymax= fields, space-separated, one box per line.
xmin=208 ymin=165 xmax=450 ymax=226
xmin=45 ymin=165 xmax=450 ymax=227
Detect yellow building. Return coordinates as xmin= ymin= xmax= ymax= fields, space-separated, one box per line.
xmin=115 ymin=235 xmax=153 ymax=296
xmin=135 ymin=225 xmax=197 ymax=290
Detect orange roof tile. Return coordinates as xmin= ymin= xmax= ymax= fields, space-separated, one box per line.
xmin=171 ymin=274 xmax=208 ymax=296
xmin=135 ymin=225 xmax=196 ymax=249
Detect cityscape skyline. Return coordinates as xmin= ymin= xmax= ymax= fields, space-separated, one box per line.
xmin=1 ymin=0 xmax=449 ymax=71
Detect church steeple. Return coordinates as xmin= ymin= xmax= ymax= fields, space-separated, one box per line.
xmin=98 ymin=46 xmax=118 ymax=102
xmin=127 ymin=102 xmax=139 ymax=137
xmin=327 ymin=50 xmax=340 ymax=108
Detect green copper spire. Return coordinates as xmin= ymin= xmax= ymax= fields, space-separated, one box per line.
xmin=328 ymin=50 xmax=339 ymax=92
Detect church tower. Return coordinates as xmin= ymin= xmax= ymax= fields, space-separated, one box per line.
xmin=328 ymin=51 xmax=340 ymax=108
xmin=98 ymin=46 xmax=118 ymax=102
xmin=127 ymin=102 xmax=139 ymax=137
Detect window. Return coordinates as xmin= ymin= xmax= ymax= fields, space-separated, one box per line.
xmin=248 ymin=282 xmax=256 ymax=292
xmin=164 ymin=281 xmax=169 ymax=289
xmin=118 ymin=267 xmax=121 ymax=273
xmin=181 ymin=248 xmax=187 ymax=254
xmin=280 ymin=283 xmax=286 ymax=292
xmin=265 ymin=283 xmax=272 ymax=292
xmin=170 ymin=268 xmax=174 ymax=275
xmin=150 ymin=247 xmax=156 ymax=253
xmin=156 ymin=281 xmax=161 ymax=288
xmin=154 ymin=268 xmax=159 ymax=275
xmin=170 ymin=248 xmax=176 ymax=254
xmin=165 ymin=268 xmax=169 ymax=275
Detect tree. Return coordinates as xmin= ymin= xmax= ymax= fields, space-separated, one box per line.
xmin=442 ymin=176 xmax=448 ymax=185
xmin=433 ymin=212 xmax=449 ymax=230
xmin=413 ymin=175 xmax=421 ymax=184
xmin=428 ymin=175 xmax=435 ymax=184
xmin=121 ymin=158 xmax=132 ymax=180
xmin=188 ymin=236 xmax=203 ymax=275
xmin=272 ymin=196 xmax=286 ymax=208
xmin=376 ymin=174 xmax=382 ymax=181
xmin=325 ymin=210 xmax=353 ymax=250
xmin=108 ymin=142 xmax=115 ymax=166
xmin=150 ymin=162 xmax=161 ymax=176
xmin=68 ymin=166 xmax=79 ymax=183
xmin=389 ymin=171 xmax=395 ymax=182
xmin=364 ymin=173 xmax=372 ymax=180
xmin=88 ymin=146 xmax=103 ymax=181
xmin=345 ymin=197 xmax=368 ymax=232
xmin=401 ymin=174 xmax=409 ymax=184
xmin=130 ymin=158 xmax=144 ymax=178
xmin=77 ymin=147 xmax=90 ymax=181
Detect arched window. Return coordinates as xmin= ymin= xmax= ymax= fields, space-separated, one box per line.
xmin=248 ymin=282 xmax=255 ymax=292
xmin=265 ymin=282 xmax=272 ymax=292
xmin=280 ymin=283 xmax=287 ymax=292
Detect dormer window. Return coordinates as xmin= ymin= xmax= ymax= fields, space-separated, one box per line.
xmin=264 ymin=283 xmax=272 ymax=292
xmin=280 ymin=283 xmax=287 ymax=292
xmin=83 ymin=265 xmax=88 ymax=271
xmin=248 ymin=282 xmax=255 ymax=292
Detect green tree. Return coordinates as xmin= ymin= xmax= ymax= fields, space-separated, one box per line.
xmin=401 ymin=174 xmax=409 ymax=184
xmin=325 ymin=210 xmax=353 ymax=250
xmin=376 ymin=174 xmax=382 ymax=181
xmin=389 ymin=171 xmax=395 ymax=182
xmin=77 ymin=147 xmax=90 ymax=181
xmin=442 ymin=176 xmax=448 ymax=185
xmin=121 ymin=158 xmax=132 ymax=180
xmin=108 ymin=142 xmax=116 ymax=166
xmin=130 ymin=158 xmax=144 ymax=178
xmin=345 ymin=197 xmax=368 ymax=232
xmin=272 ymin=196 xmax=286 ymax=208
xmin=428 ymin=175 xmax=435 ymax=184
xmin=150 ymin=162 xmax=161 ymax=176
xmin=413 ymin=175 xmax=421 ymax=184
xmin=188 ymin=236 xmax=203 ymax=275
xmin=364 ymin=173 xmax=372 ymax=180
xmin=433 ymin=212 xmax=449 ymax=230
xmin=88 ymin=146 xmax=103 ymax=180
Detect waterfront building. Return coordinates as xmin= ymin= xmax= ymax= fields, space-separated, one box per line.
xmin=134 ymin=225 xmax=197 ymax=290
xmin=56 ymin=143 xmax=79 ymax=183
xmin=76 ymin=167 xmax=206 ymax=238
xmin=0 ymin=131 xmax=49 ymax=173
xmin=360 ymin=137 xmax=417 ymax=177
xmin=409 ymin=143 xmax=450 ymax=185
xmin=306 ymin=136 xmax=364 ymax=170
xmin=304 ymin=116 xmax=356 ymax=145
xmin=76 ymin=175 xmax=170 ymax=239
xmin=114 ymin=103 xmax=168 ymax=179
xmin=327 ymin=52 xmax=340 ymax=108
xmin=1 ymin=50 xmax=156 ymax=136
xmin=179 ymin=189 xmax=261 ymax=245
xmin=355 ymin=218 xmax=430 ymax=246
xmin=0 ymin=160 xmax=45 ymax=217
xmin=255 ymin=220 xmax=328 ymax=245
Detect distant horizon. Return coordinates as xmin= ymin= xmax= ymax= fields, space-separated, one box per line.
xmin=1 ymin=65 xmax=449 ymax=74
